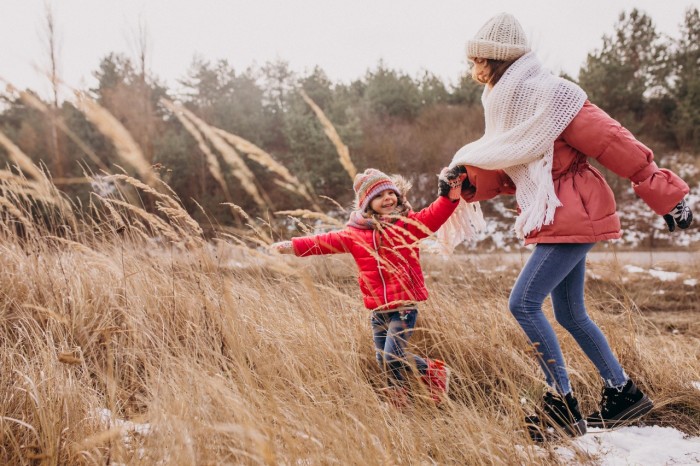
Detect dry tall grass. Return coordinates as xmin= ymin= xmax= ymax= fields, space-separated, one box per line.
xmin=159 ymin=99 xmax=266 ymax=210
xmin=1 ymin=185 xmax=699 ymax=465
xmin=3 ymin=83 xmax=109 ymax=172
xmin=300 ymin=89 xmax=357 ymax=181
xmin=74 ymin=93 xmax=159 ymax=189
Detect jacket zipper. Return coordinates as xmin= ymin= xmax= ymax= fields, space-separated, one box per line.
xmin=372 ymin=229 xmax=388 ymax=305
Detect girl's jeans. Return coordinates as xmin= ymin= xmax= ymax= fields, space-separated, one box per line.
xmin=509 ymin=243 xmax=627 ymax=395
xmin=371 ymin=309 xmax=428 ymax=386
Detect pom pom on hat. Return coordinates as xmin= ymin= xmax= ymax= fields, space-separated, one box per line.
xmin=353 ymin=168 xmax=401 ymax=212
xmin=467 ymin=12 xmax=530 ymax=61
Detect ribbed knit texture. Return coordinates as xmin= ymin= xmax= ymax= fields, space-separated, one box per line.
xmin=467 ymin=12 xmax=530 ymax=61
xmin=447 ymin=52 xmax=587 ymax=241
xmin=353 ymin=168 xmax=400 ymax=212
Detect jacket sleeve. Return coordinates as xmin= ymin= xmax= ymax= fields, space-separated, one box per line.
xmin=561 ymin=101 xmax=689 ymax=215
xmin=406 ymin=196 xmax=460 ymax=239
xmin=291 ymin=230 xmax=350 ymax=257
xmin=461 ymin=166 xmax=516 ymax=202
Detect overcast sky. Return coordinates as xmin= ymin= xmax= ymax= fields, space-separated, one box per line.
xmin=1 ymin=0 xmax=698 ymax=100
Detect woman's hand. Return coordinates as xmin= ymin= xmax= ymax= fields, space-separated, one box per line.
xmin=663 ymin=199 xmax=693 ymax=232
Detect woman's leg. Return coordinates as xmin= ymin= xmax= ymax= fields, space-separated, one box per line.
xmin=382 ymin=309 xmax=427 ymax=385
xmin=508 ymin=243 xmax=594 ymax=395
xmin=551 ymin=255 xmax=627 ymax=387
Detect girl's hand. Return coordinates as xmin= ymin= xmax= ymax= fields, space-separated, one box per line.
xmin=269 ymin=240 xmax=294 ymax=254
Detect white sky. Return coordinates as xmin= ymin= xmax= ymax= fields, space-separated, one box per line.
xmin=1 ymin=0 xmax=699 ymax=100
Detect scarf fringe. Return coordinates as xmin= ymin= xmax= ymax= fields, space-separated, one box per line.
xmin=434 ymin=200 xmax=485 ymax=254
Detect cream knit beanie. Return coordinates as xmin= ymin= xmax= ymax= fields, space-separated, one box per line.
xmin=467 ymin=13 xmax=530 ymax=61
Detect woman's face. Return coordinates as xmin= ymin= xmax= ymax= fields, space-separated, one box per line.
xmin=469 ymin=57 xmax=491 ymax=86
xmin=368 ymin=189 xmax=398 ymax=215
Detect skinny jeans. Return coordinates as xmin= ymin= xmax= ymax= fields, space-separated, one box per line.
xmin=508 ymin=243 xmax=627 ymax=394
xmin=371 ymin=309 xmax=428 ymax=386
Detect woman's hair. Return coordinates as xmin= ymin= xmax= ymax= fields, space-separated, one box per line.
xmin=481 ymin=58 xmax=517 ymax=87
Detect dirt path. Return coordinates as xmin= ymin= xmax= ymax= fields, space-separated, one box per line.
xmin=459 ymin=250 xmax=698 ymax=268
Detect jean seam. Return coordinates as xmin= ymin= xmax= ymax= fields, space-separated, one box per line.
xmin=519 ymin=246 xmax=569 ymax=393
xmin=561 ymin=272 xmax=618 ymax=382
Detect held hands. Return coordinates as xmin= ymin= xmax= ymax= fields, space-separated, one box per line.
xmin=663 ymin=198 xmax=693 ymax=232
xmin=269 ymin=240 xmax=294 ymax=254
xmin=438 ymin=166 xmax=469 ymax=201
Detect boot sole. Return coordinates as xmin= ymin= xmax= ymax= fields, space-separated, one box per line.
xmin=587 ymin=395 xmax=654 ymax=429
xmin=527 ymin=418 xmax=587 ymax=442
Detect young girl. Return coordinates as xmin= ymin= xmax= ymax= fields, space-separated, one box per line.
xmin=442 ymin=12 xmax=693 ymax=440
xmin=271 ymin=168 xmax=465 ymax=406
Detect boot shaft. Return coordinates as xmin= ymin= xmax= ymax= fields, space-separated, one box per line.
xmin=542 ymin=392 xmax=583 ymax=425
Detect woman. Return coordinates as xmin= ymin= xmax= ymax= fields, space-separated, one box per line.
xmin=444 ymin=12 xmax=693 ymax=441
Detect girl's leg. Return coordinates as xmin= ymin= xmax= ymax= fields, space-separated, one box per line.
xmin=508 ymin=243 xmax=594 ymax=395
xmin=383 ymin=309 xmax=428 ymax=385
xmin=371 ymin=312 xmax=389 ymax=369
xmin=551 ymin=255 xmax=627 ymax=387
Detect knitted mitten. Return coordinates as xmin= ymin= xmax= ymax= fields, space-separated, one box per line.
xmin=663 ymin=199 xmax=693 ymax=232
xmin=438 ymin=168 xmax=468 ymax=200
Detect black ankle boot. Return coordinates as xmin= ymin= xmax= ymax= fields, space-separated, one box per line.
xmin=586 ymin=379 xmax=653 ymax=428
xmin=526 ymin=392 xmax=587 ymax=442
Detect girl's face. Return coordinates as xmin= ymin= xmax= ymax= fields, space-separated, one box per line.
xmin=368 ymin=189 xmax=398 ymax=215
xmin=469 ymin=57 xmax=491 ymax=86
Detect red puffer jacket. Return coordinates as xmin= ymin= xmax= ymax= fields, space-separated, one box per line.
xmin=291 ymin=196 xmax=458 ymax=310
xmin=461 ymin=101 xmax=690 ymax=245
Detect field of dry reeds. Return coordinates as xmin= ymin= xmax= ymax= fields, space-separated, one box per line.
xmin=1 ymin=95 xmax=699 ymax=465
xmin=0 ymin=174 xmax=698 ymax=466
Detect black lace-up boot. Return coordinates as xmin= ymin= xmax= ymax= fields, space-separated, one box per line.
xmin=526 ymin=392 xmax=587 ymax=442
xmin=586 ymin=379 xmax=653 ymax=428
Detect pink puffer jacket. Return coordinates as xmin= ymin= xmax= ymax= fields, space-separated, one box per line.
xmin=291 ymin=196 xmax=458 ymax=310
xmin=461 ymin=101 xmax=690 ymax=244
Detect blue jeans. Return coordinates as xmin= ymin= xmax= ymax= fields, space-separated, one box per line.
xmin=508 ymin=243 xmax=627 ymax=395
xmin=371 ymin=309 xmax=428 ymax=386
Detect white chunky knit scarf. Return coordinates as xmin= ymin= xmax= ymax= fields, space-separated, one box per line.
xmin=437 ymin=52 xmax=586 ymax=252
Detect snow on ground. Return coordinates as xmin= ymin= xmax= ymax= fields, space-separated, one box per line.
xmin=555 ymin=425 xmax=700 ymax=465
xmin=648 ymin=268 xmax=682 ymax=281
xmin=623 ymin=264 xmax=647 ymax=274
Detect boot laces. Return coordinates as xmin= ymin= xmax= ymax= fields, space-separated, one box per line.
xmin=600 ymin=385 xmax=633 ymax=415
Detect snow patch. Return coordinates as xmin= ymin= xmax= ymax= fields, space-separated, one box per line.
xmin=648 ymin=269 xmax=681 ymax=281
xmin=558 ymin=425 xmax=700 ymax=465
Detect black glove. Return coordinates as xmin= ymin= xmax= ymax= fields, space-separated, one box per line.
xmin=663 ymin=199 xmax=693 ymax=232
